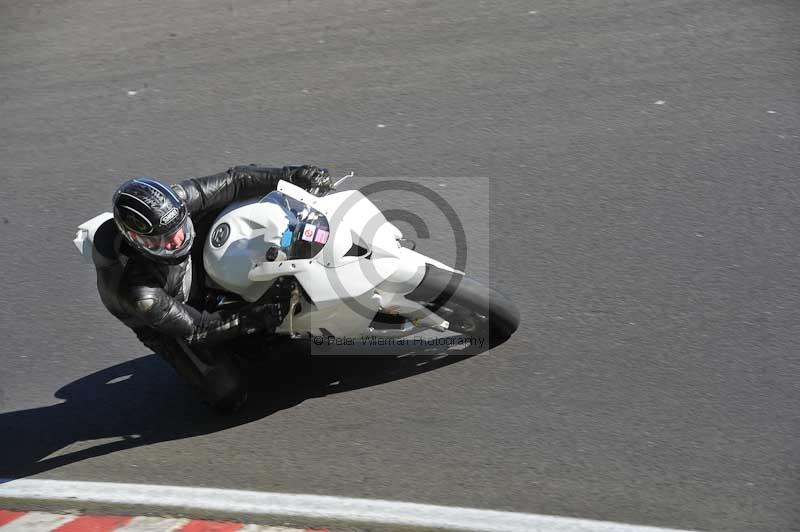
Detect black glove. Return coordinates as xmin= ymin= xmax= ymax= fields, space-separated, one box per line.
xmin=284 ymin=165 xmax=332 ymax=195
xmin=250 ymin=277 xmax=297 ymax=330
xmin=239 ymin=302 xmax=286 ymax=334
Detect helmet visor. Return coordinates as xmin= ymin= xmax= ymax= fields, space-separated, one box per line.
xmin=127 ymin=217 xmax=195 ymax=259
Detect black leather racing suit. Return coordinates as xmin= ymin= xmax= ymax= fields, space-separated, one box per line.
xmin=91 ymin=165 xmax=316 ymax=407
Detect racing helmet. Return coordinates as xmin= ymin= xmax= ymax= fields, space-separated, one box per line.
xmin=112 ymin=178 xmax=194 ymax=264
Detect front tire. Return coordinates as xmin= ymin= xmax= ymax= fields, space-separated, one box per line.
xmin=406 ymin=265 xmax=520 ymax=347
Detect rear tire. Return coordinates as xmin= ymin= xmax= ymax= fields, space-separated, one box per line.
xmin=406 ymin=265 xmax=520 ymax=347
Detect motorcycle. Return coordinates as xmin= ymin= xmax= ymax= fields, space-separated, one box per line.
xmin=74 ymin=175 xmax=519 ymax=358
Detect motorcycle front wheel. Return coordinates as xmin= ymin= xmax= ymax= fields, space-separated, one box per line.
xmin=405 ymin=265 xmax=520 ymax=348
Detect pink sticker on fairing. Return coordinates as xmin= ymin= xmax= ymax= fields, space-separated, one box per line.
xmin=314 ymin=228 xmax=329 ymax=244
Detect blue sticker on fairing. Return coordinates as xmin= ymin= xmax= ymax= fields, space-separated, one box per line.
xmin=280 ymin=228 xmax=293 ymax=248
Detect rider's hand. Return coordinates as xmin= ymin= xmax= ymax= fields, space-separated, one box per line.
xmin=253 ymin=278 xmax=295 ymax=328
xmin=247 ymin=302 xmax=286 ymax=331
xmin=266 ymin=302 xmax=286 ymax=329
xmin=236 ymin=301 xmax=285 ymax=335
xmin=284 ymin=165 xmax=332 ymax=196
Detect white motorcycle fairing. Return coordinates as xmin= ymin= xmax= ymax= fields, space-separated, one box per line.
xmin=203 ymin=180 xmax=458 ymax=338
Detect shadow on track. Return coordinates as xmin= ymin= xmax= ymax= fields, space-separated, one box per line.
xmin=0 ymin=339 xmax=484 ymax=480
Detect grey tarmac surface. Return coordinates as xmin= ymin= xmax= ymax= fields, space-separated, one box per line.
xmin=1 ymin=0 xmax=798 ymax=531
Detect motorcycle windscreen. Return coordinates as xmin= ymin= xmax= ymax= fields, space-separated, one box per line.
xmin=261 ymin=191 xmax=331 ymax=260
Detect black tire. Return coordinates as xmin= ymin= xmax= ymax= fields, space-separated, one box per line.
xmin=406 ymin=265 xmax=520 ymax=347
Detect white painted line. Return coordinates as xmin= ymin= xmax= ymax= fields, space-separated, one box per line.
xmin=239 ymin=526 xmax=305 ymax=532
xmin=0 ymin=510 xmax=75 ymax=531
xmin=115 ymin=516 xmax=190 ymax=531
xmin=0 ymin=479 xmax=697 ymax=532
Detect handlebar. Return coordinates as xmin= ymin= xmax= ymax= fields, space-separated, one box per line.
xmin=309 ymin=171 xmax=354 ymax=197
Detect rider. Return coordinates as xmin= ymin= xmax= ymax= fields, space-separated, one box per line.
xmin=91 ymin=164 xmax=332 ymax=411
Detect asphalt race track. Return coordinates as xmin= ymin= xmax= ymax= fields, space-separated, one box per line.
xmin=1 ymin=1 xmax=798 ymax=531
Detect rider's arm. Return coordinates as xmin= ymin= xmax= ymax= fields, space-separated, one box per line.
xmin=122 ymin=285 xmax=282 ymax=346
xmin=170 ymin=164 xmax=324 ymax=216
